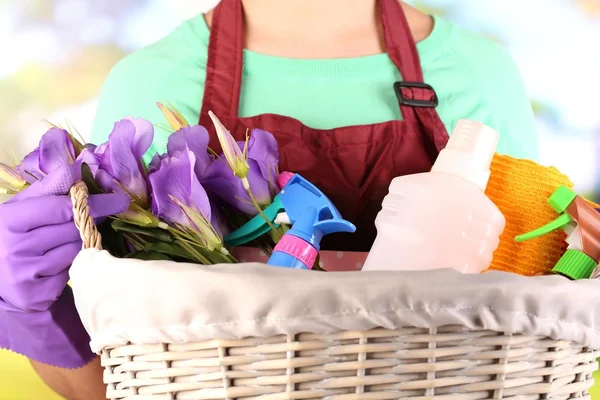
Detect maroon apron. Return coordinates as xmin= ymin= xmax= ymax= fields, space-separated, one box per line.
xmin=199 ymin=0 xmax=449 ymax=252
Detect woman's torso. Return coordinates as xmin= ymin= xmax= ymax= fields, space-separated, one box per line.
xmin=91 ymin=13 xmax=539 ymax=164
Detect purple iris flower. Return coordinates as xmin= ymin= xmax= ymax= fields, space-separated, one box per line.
xmin=203 ymin=129 xmax=280 ymax=215
xmin=17 ymin=128 xmax=76 ymax=183
xmin=167 ymin=125 xmax=212 ymax=176
xmin=149 ymin=125 xmax=212 ymax=175
xmin=149 ymin=147 xmax=223 ymax=244
xmin=75 ymin=143 xmax=104 ymax=175
xmin=150 ymin=149 xmax=210 ymax=225
xmin=89 ymin=118 xmax=154 ymax=208
xmin=148 ymin=125 xmax=225 ymax=235
xmin=148 ymin=153 xmax=168 ymax=174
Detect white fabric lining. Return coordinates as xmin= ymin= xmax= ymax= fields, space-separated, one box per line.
xmin=70 ymin=248 xmax=600 ymax=353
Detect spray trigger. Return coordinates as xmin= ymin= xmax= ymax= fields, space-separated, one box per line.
xmin=224 ymin=196 xmax=285 ymax=247
xmin=515 ymin=212 xmax=573 ymax=242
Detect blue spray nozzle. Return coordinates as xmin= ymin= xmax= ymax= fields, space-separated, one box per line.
xmin=224 ymin=174 xmax=356 ymax=247
xmin=279 ymin=174 xmax=356 ymax=238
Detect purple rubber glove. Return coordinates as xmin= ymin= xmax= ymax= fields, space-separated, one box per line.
xmin=0 ymin=164 xmax=130 ymax=367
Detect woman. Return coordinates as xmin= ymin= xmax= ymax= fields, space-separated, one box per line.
xmin=0 ymin=0 xmax=538 ymax=398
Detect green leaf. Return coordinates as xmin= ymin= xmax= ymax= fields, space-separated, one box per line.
xmin=126 ymin=251 xmax=172 ymax=261
xmin=199 ymin=247 xmax=233 ymax=264
xmin=80 ymin=163 xmax=102 ymax=195
xmin=97 ymin=221 xmax=129 ymax=258
xmin=111 ymin=220 xmax=174 ymax=243
xmin=145 ymin=242 xmax=191 ymax=260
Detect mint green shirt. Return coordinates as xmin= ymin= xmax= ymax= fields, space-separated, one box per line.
xmin=91 ymin=14 xmax=539 ymax=162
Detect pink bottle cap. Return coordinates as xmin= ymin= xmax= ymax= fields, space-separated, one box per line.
xmin=277 ymin=172 xmax=295 ymax=189
xmin=273 ymin=235 xmax=318 ymax=269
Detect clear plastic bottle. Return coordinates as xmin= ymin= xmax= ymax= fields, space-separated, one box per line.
xmin=362 ymin=120 xmax=506 ymax=273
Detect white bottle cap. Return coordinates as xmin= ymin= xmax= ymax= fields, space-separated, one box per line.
xmin=431 ymin=119 xmax=499 ymax=191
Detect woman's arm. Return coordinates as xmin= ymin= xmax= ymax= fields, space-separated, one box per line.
xmin=33 ymin=27 xmax=200 ymax=400
xmin=462 ymin=36 xmax=540 ymax=161
xmin=481 ymin=55 xmax=539 ymax=160
xmin=31 ymin=357 xmax=106 ymax=400
xmin=90 ymin=53 xmax=166 ymax=147
xmin=89 ymin=33 xmax=203 ymax=165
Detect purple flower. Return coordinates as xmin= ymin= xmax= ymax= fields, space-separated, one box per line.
xmin=204 ymin=129 xmax=280 ymax=215
xmin=149 ymin=125 xmax=212 ymax=176
xmin=149 ymin=148 xmax=223 ymax=248
xmin=148 ymin=153 xmax=168 ymax=174
xmin=18 ymin=151 xmax=43 ymax=183
xmin=75 ymin=143 xmax=103 ymax=175
xmin=17 ymin=128 xmax=76 ymax=183
xmin=92 ymin=118 xmax=153 ymax=208
xmin=150 ymin=150 xmax=209 ymax=226
xmin=167 ymin=125 xmax=212 ymax=177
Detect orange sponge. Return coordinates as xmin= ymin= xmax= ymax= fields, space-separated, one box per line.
xmin=485 ymin=154 xmax=573 ymax=276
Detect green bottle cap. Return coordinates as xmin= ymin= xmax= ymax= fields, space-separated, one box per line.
xmin=552 ymin=249 xmax=597 ymax=280
xmin=548 ymin=186 xmax=577 ymax=213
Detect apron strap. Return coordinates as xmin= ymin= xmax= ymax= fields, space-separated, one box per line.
xmin=199 ymin=0 xmax=244 ymax=128
xmin=199 ymin=0 xmax=448 ymax=151
xmin=380 ymin=0 xmax=448 ymax=151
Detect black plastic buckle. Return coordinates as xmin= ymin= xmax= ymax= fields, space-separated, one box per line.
xmin=393 ymin=81 xmax=439 ymax=108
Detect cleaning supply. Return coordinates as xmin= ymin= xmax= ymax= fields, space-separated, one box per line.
xmin=515 ymin=186 xmax=600 ymax=280
xmin=484 ymin=154 xmax=574 ymax=276
xmin=234 ymin=155 xmax=582 ymax=273
xmin=225 ymin=173 xmax=356 ymax=269
xmin=362 ymin=119 xmax=505 ymax=273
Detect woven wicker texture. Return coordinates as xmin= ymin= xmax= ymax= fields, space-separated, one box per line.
xmin=68 ymin=183 xmax=600 ymax=399
xmin=485 ymin=154 xmax=573 ymax=276
xmin=70 ymin=181 xmax=102 ymax=250
xmin=99 ymin=327 xmax=598 ymax=400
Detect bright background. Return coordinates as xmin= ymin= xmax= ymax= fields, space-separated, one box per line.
xmin=1 ymin=0 xmax=600 ymax=398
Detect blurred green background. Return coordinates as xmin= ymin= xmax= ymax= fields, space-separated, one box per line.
xmin=1 ymin=0 xmax=599 ymax=398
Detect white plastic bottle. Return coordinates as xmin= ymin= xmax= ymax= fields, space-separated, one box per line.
xmin=362 ymin=120 xmax=506 ymax=273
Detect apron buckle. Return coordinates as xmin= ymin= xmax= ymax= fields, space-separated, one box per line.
xmin=394 ymin=81 xmax=439 ymax=108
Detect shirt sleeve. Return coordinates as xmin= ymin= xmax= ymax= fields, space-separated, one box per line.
xmin=469 ymin=42 xmax=540 ymax=162
xmin=90 ymin=52 xmax=167 ymax=155
xmin=90 ymin=41 xmax=205 ymax=165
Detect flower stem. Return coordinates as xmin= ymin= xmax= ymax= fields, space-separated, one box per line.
xmin=167 ymin=227 xmax=212 ymax=264
xmin=167 ymin=226 xmax=237 ymax=264
xmin=123 ymin=233 xmax=145 ymax=251
xmin=158 ymin=222 xmax=169 ymax=229
xmin=178 ymin=238 xmax=212 ymax=264
xmin=225 ymin=253 xmax=238 ymax=263
xmin=243 ymin=177 xmax=282 ymax=241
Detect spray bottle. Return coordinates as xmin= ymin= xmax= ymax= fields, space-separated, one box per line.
xmin=362 ymin=119 xmax=505 ymax=273
xmin=515 ymin=186 xmax=600 ymax=279
xmin=225 ymin=173 xmax=356 ymax=269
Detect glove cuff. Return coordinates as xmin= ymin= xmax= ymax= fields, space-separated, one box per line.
xmin=0 ymin=286 xmax=96 ymax=369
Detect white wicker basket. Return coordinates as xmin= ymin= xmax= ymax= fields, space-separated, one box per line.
xmin=69 ymin=182 xmax=600 ymax=399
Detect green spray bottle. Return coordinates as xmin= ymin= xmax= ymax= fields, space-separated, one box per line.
xmin=515 ymin=186 xmax=600 ymax=280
